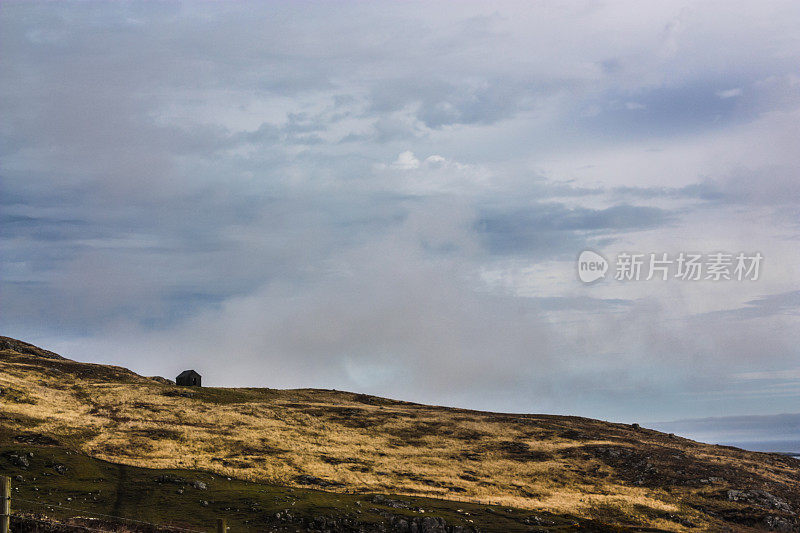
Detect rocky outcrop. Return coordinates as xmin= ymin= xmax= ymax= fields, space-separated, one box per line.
xmin=728 ymin=489 xmax=793 ymax=514
xmin=269 ymin=510 xmax=478 ymax=533
xmin=0 ymin=336 xmax=65 ymax=360
xmin=148 ymin=376 xmax=175 ymax=385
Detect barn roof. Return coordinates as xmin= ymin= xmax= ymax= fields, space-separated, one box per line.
xmin=177 ymin=369 xmax=200 ymax=378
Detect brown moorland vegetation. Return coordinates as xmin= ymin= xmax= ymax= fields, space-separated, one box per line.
xmin=1 ymin=336 xmax=798 ymax=531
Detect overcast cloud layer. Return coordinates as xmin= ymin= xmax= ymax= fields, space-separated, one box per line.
xmin=2 ymin=2 xmax=800 ymax=440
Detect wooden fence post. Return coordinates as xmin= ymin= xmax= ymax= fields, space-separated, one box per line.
xmin=215 ymin=517 xmax=226 ymax=533
xmin=0 ymin=475 xmax=9 ymax=533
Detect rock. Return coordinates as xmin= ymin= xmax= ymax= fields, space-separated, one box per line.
xmin=8 ymin=454 xmax=30 ymax=468
xmin=370 ymin=494 xmax=411 ymax=508
xmin=727 ymin=489 xmax=793 ymax=513
xmin=191 ymin=480 xmax=207 ymax=490
xmin=560 ymin=429 xmax=589 ymax=439
xmin=149 ymin=376 xmax=175 ymax=385
xmin=763 ymin=514 xmax=795 ymax=532
xmin=53 ymin=464 xmax=67 ymax=474
xmin=155 ymin=474 xmax=187 ymax=484
xmin=14 ymin=433 xmax=59 ymax=446
xmin=387 ymin=514 xmax=453 ymax=533
xmin=0 ymin=336 xmax=64 ymax=359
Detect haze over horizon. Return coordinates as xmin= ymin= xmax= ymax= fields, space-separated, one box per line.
xmin=2 ymin=2 xmax=799 ymax=446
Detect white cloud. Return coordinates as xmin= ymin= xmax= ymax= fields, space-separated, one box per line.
xmin=391 ymin=150 xmax=420 ymax=170
xmin=716 ymin=87 xmax=743 ymax=98
xmin=376 ymin=152 xmax=493 ymax=195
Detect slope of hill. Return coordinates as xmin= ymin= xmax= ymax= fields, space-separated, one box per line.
xmin=1 ymin=337 xmax=798 ymax=532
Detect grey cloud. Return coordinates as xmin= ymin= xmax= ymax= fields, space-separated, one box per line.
xmin=2 ymin=1 xmax=800 ymax=422
xmin=416 ymin=82 xmax=531 ymax=128
xmin=611 ymin=164 xmax=800 ymax=209
xmin=610 ymin=169 xmax=800 ymax=207
xmin=652 ymin=413 xmax=800 ymax=447
xmin=692 ymin=167 xmax=800 ymax=205
xmin=62 ymin=203 xmax=557 ymax=400
xmin=700 ymin=290 xmax=800 ymax=321
xmin=527 ymin=296 xmax=634 ymax=313
xmin=583 ymin=81 xmax=754 ymax=139
xmin=477 ymin=204 xmax=670 ymax=256
xmin=656 ymin=413 xmax=800 ymax=434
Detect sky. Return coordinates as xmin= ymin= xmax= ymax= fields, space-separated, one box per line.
xmin=1 ymin=1 xmax=799 ymax=444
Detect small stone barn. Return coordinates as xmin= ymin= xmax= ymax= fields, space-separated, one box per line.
xmin=176 ymin=369 xmax=201 ymax=387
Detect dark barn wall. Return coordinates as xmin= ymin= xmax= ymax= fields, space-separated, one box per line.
xmin=176 ymin=371 xmax=201 ymax=387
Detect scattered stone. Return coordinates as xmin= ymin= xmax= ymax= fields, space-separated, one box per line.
xmin=149 ymin=376 xmax=175 ymax=385
xmin=560 ymin=429 xmax=589 ymax=440
xmin=155 ymin=474 xmax=187 ymax=485
xmin=7 ymin=454 xmax=30 ymax=469
xmin=190 ymin=480 xmax=207 ymax=490
xmin=389 ymin=514 xmax=453 ymax=532
xmin=727 ymin=489 xmax=793 ymax=513
xmin=13 ymin=433 xmax=60 ymax=446
xmin=763 ymin=514 xmax=794 ymax=532
xmin=370 ymin=494 xmax=411 ymax=509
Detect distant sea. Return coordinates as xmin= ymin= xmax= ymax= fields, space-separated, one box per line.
xmin=720 ymin=440 xmax=800 ymax=457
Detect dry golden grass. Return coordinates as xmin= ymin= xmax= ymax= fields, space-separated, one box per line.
xmin=2 ymin=342 xmax=799 ymax=531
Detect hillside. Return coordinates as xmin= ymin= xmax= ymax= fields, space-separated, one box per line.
xmin=1 ymin=336 xmax=799 ymax=532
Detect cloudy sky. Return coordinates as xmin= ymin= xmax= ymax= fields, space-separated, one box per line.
xmin=2 ymin=2 xmax=799 ymax=443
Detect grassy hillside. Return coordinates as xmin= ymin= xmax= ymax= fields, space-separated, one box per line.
xmin=1 ymin=336 xmax=799 ymax=531
xmin=2 ymin=442 xmax=612 ymax=532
